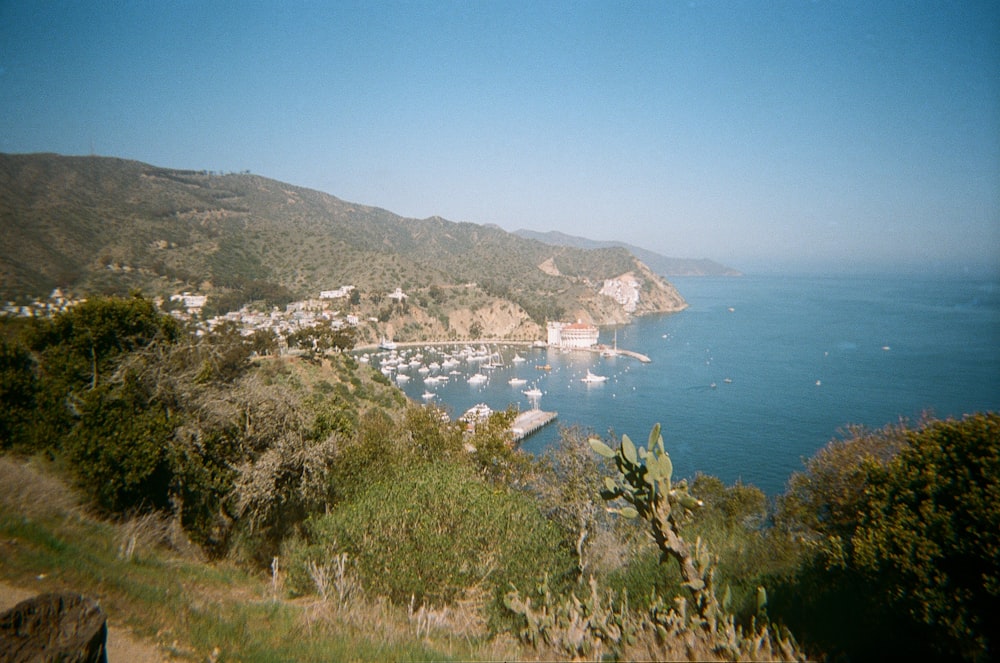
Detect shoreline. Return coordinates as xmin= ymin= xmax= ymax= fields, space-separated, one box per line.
xmin=353 ymin=339 xmax=651 ymax=363
xmin=354 ymin=339 xmax=539 ymax=352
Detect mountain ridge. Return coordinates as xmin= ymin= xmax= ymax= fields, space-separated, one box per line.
xmin=514 ymin=229 xmax=742 ymax=277
xmin=1 ymin=153 xmax=687 ymax=342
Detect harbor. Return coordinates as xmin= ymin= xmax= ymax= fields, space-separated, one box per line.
xmin=358 ymin=336 xmax=651 ymax=446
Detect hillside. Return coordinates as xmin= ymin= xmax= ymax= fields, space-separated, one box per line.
xmin=514 ymin=229 xmax=743 ymax=277
xmin=1 ymin=153 xmax=686 ymax=340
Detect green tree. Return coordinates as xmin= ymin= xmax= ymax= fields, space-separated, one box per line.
xmin=63 ymin=375 xmax=174 ymax=513
xmin=28 ymin=293 xmax=178 ymax=390
xmin=0 ymin=336 xmax=38 ymax=449
xmin=19 ymin=294 xmax=179 ymax=448
xmin=247 ymin=328 xmax=278 ymax=356
xmin=468 ymin=407 xmax=532 ymax=485
xmin=402 ymin=404 xmax=464 ymax=463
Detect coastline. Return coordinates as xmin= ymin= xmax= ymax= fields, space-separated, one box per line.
xmin=354 ymin=339 xmax=651 ymax=363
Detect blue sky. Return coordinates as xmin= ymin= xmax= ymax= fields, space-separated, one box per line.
xmin=2 ymin=1 xmax=997 ymax=274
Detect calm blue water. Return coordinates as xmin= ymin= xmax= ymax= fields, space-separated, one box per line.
xmin=380 ymin=275 xmax=1000 ymax=495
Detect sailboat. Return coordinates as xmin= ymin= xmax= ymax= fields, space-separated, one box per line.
xmin=483 ymin=346 xmax=504 ymax=369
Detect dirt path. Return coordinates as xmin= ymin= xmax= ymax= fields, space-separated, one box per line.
xmin=0 ymin=581 xmax=169 ymax=662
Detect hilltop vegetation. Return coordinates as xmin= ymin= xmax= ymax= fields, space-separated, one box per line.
xmin=2 ymin=295 xmax=997 ymax=660
xmin=0 ymin=153 xmax=686 ymax=342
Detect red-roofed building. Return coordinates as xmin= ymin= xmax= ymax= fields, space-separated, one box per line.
xmin=547 ymin=320 xmax=599 ymax=348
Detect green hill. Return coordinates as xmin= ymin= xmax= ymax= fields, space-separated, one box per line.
xmin=1 ymin=153 xmax=686 ymax=340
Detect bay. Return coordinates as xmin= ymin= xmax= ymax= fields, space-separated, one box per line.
xmin=379 ymin=274 xmax=1000 ymax=495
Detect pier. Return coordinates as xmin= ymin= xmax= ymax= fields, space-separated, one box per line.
xmin=613 ymin=349 xmax=651 ymax=363
xmin=509 ymin=408 xmax=557 ymax=442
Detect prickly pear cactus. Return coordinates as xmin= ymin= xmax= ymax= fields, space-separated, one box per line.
xmin=590 ymin=424 xmax=715 ymax=615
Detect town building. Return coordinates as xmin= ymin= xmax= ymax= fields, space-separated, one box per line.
xmin=320 ymin=285 xmax=355 ymax=299
xmin=170 ymin=292 xmax=207 ymax=314
xmin=547 ymin=320 xmax=599 ymax=349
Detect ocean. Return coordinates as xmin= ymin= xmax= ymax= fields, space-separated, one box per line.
xmin=380 ymin=274 xmax=1000 ymax=495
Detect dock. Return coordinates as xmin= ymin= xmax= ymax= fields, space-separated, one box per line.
xmin=509 ymin=408 xmax=558 ymax=442
xmin=614 ymin=349 xmax=651 ymax=363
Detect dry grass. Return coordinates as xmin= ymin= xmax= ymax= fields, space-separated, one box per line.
xmin=115 ymin=511 xmax=174 ymax=562
xmin=0 ymin=456 xmax=83 ymax=520
xmin=408 ymin=584 xmax=489 ymax=642
xmin=285 ymin=560 xmax=524 ymax=662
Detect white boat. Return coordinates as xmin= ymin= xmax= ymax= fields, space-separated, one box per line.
xmin=508 ymin=377 xmax=527 ymax=386
xmin=421 ymin=391 xmax=436 ymax=400
xmin=379 ymin=338 xmax=397 ymax=350
xmin=461 ymin=403 xmax=493 ymax=423
xmin=581 ymin=370 xmax=607 ymax=384
xmin=468 ymin=373 xmax=488 ymax=385
xmin=523 ymin=387 xmax=543 ymax=398
xmin=395 ymin=374 xmax=410 ymax=383
xmin=512 ymin=353 xmax=526 ymax=363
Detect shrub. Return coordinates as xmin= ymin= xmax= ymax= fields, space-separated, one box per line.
xmin=63 ymin=378 xmax=174 ymax=513
xmin=504 ymin=425 xmax=803 ymax=661
xmin=686 ymin=474 xmax=794 ymax=622
xmin=0 ymin=336 xmax=38 ymax=450
xmin=402 ymin=405 xmax=464 ymax=463
xmin=771 ymin=413 xmax=1000 ymax=661
xmin=329 ymin=408 xmax=397 ymax=503
xmin=297 ymin=461 xmax=576 ymax=625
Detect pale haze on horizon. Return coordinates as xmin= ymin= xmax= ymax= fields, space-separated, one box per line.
xmin=1 ymin=1 xmax=997 ymax=275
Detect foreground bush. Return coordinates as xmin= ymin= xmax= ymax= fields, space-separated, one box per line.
xmin=287 ymin=460 xmax=576 ymax=626
xmin=772 ymin=413 xmax=1000 ymax=661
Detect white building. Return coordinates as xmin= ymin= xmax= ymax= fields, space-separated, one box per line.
xmin=388 ymin=287 xmax=408 ymax=301
xmin=320 ymin=285 xmax=355 ymax=299
xmin=547 ymin=321 xmax=599 ymax=349
xmin=170 ymin=293 xmax=208 ymax=313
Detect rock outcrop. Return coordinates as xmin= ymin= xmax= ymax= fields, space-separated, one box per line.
xmin=0 ymin=592 xmax=107 ymax=663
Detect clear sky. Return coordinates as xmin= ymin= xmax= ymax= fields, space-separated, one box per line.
xmin=2 ymin=1 xmax=998 ymax=274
